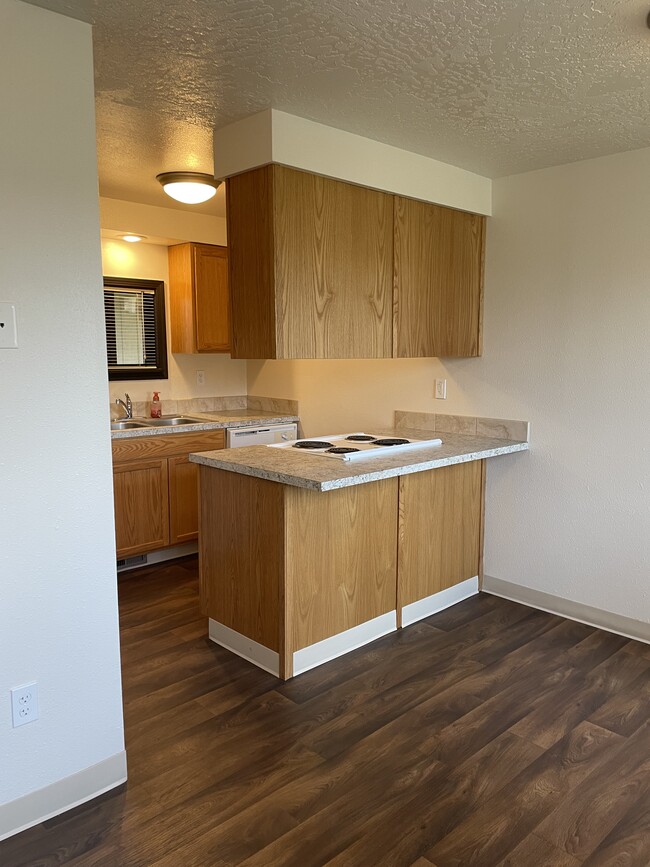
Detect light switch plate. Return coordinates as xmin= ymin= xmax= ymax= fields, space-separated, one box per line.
xmin=0 ymin=303 xmax=18 ymax=348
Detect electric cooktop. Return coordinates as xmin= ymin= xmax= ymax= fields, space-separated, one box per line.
xmin=268 ymin=432 xmax=443 ymax=461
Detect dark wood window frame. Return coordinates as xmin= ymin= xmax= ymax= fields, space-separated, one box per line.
xmin=104 ymin=276 xmax=169 ymax=381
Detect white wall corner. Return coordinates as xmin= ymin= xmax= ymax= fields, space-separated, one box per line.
xmin=0 ymin=751 xmax=127 ymax=842
xmin=483 ymin=576 xmax=650 ymax=645
xmin=213 ymin=108 xmax=274 ymax=179
xmin=214 ymin=109 xmax=492 ymax=215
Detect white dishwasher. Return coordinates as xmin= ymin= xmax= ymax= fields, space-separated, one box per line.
xmin=226 ymin=422 xmax=298 ymax=448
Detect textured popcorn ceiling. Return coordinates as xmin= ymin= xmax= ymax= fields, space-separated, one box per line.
xmin=25 ymin=0 xmax=650 ymax=212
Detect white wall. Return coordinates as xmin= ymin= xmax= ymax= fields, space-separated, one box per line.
xmin=459 ymin=148 xmax=650 ymax=623
xmin=0 ymin=0 xmax=125 ymax=835
xmin=214 ymin=109 xmax=492 ymax=216
xmin=101 ymin=238 xmax=247 ymax=404
xmin=248 ymin=358 xmax=457 ymax=436
xmin=100 ymin=197 xmax=227 ymax=246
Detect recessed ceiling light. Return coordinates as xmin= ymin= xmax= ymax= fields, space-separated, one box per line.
xmin=120 ymin=233 xmax=147 ymax=243
xmin=156 ymin=171 xmax=221 ymax=204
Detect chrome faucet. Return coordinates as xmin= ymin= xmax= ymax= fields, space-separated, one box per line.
xmin=115 ymin=393 xmax=133 ymax=419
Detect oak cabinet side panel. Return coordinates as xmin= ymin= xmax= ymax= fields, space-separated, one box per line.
xmin=193 ymin=244 xmax=230 ymax=352
xmin=168 ymin=243 xmax=196 ymax=354
xmin=199 ymin=467 xmax=284 ymax=651
xmin=285 ymin=478 xmax=398 ymax=651
xmin=226 ymin=167 xmax=277 ymax=358
xmin=398 ymin=461 xmax=482 ymax=607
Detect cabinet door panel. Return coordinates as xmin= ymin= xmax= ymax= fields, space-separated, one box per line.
xmin=394 ymin=197 xmax=485 ymax=357
xmin=169 ymin=455 xmax=199 ymax=545
xmin=194 ymin=245 xmax=230 ymax=352
xmin=274 ymin=166 xmax=393 ymax=358
xmin=113 ymin=459 xmax=169 ymax=558
xmin=398 ymin=460 xmax=483 ymax=610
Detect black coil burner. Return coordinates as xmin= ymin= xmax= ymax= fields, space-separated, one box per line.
xmin=327 ymin=447 xmax=360 ymax=454
xmin=292 ymin=440 xmax=334 ymax=449
xmin=372 ymin=438 xmax=410 ymax=447
xmin=345 ymin=435 xmax=377 ymax=442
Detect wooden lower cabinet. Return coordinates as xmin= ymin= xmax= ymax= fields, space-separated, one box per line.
xmin=168 ymin=456 xmax=200 ymax=545
xmin=199 ymin=460 xmax=486 ymax=679
xmin=397 ymin=460 xmax=485 ymax=616
xmin=199 ymin=468 xmax=398 ymax=678
xmin=112 ymin=429 xmax=225 ymax=559
xmin=113 ymin=459 xmax=169 ymax=557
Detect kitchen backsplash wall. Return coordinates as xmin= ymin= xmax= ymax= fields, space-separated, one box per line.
xmin=111 ymin=394 xmax=298 ymax=420
xmin=395 ymin=411 xmax=530 ymax=442
xmin=246 ymin=357 xmax=477 ymax=437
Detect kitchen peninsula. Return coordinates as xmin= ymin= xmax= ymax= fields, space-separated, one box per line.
xmin=192 ymin=417 xmax=529 ymax=679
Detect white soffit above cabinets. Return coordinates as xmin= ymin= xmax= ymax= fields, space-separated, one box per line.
xmin=23 ymin=0 xmax=650 ymax=210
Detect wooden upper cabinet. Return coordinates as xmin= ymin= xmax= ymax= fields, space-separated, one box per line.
xmin=393 ymin=197 xmax=485 ymax=357
xmin=168 ymin=243 xmax=230 ymax=353
xmin=227 ymin=165 xmax=393 ymax=359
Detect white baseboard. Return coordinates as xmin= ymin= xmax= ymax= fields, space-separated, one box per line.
xmin=0 ymin=750 xmax=127 ymax=842
xmin=483 ymin=575 xmax=650 ymax=645
xmin=401 ymin=577 xmax=479 ymax=627
xmin=208 ymin=619 xmax=280 ymax=676
xmin=293 ymin=610 xmax=397 ymax=676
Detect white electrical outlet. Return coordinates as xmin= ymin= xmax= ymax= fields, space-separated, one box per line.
xmin=435 ymin=378 xmax=447 ymax=399
xmin=196 ymin=370 xmax=205 ymax=386
xmin=11 ymin=682 xmax=38 ymax=727
xmin=0 ymin=303 xmax=18 ymax=349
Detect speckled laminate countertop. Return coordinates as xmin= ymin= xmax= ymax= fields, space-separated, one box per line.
xmin=110 ymin=410 xmax=299 ymax=440
xmin=189 ymin=428 xmax=529 ymax=491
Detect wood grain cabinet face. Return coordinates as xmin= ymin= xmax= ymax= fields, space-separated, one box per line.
xmin=227 ymin=165 xmax=393 ymax=359
xmin=274 ymin=167 xmax=393 ymax=359
xmin=168 ymin=456 xmax=200 ymax=545
xmin=394 ymin=197 xmax=485 ymax=358
xmin=168 ymin=243 xmax=230 ymax=354
xmin=113 ymin=459 xmax=169 ymax=558
xmin=227 ymin=167 xmax=485 ymax=359
xmin=112 ymin=430 xmax=225 ymax=559
xmin=398 ymin=460 xmax=484 ymax=611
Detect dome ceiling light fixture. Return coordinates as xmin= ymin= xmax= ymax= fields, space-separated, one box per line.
xmin=119 ymin=233 xmax=147 ymax=243
xmin=156 ymin=171 xmax=221 ymax=205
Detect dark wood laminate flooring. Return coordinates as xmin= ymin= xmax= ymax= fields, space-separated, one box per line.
xmin=3 ymin=555 xmax=650 ymax=867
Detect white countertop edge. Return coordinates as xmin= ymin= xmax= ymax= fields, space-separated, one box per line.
xmin=190 ymin=441 xmax=529 ymax=491
xmin=110 ymin=414 xmax=299 ymax=439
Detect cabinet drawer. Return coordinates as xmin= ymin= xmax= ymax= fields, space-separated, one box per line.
xmin=112 ymin=429 xmax=225 ymax=463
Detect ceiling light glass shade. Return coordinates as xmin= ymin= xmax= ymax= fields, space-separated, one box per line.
xmin=120 ymin=234 xmax=146 ymax=243
xmin=156 ymin=171 xmax=220 ymax=204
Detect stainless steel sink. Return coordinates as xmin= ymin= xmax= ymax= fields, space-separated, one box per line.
xmin=143 ymin=416 xmax=203 ymax=427
xmin=110 ymin=420 xmax=151 ymax=431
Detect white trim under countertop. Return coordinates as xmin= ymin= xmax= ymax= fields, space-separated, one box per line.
xmin=401 ymin=577 xmax=479 ymax=627
xmin=293 ymin=611 xmax=397 ymax=676
xmin=208 ymin=619 xmax=280 ymax=676
xmin=0 ymin=751 xmax=127 ymax=842
xmin=483 ymin=576 xmax=650 ymax=645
